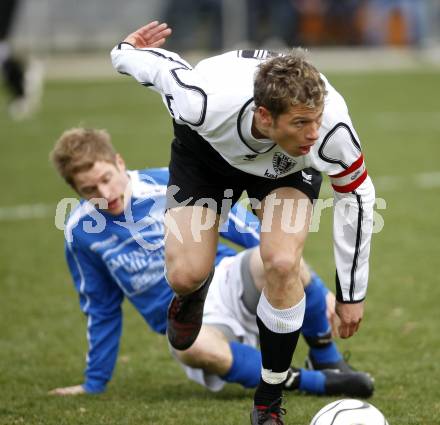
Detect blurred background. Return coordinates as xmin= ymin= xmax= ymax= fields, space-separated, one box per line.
xmin=10 ymin=0 xmax=440 ymax=51
xmin=1 ymin=0 xmax=438 ymax=84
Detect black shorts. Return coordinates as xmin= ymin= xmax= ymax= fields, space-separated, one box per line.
xmin=167 ymin=122 xmax=322 ymax=215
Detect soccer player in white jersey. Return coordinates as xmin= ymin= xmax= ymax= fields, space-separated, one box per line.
xmin=48 ymin=128 xmax=373 ymax=399
xmin=111 ymin=22 xmax=375 ymax=424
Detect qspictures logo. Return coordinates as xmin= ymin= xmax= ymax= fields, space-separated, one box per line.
xmin=54 ymin=173 xmax=386 ymax=252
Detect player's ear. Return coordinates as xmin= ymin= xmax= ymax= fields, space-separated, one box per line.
xmin=115 ymin=154 xmax=126 ymax=172
xmin=257 ymin=106 xmax=273 ymax=127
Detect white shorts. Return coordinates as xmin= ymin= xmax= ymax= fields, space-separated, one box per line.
xmin=171 ymin=251 xmax=259 ymax=392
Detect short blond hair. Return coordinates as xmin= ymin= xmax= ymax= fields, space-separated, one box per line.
xmin=254 ymin=49 xmax=327 ymax=118
xmin=50 ymin=128 xmax=117 ymax=186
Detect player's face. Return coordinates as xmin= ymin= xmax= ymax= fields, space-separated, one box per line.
xmin=72 ymin=157 xmax=130 ymax=215
xmin=268 ymin=103 xmax=323 ymax=157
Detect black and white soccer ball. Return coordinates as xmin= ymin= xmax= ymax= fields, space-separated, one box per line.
xmin=310 ymin=399 xmax=389 ymax=425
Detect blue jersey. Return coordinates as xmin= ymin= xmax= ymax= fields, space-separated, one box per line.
xmin=64 ymin=168 xmax=260 ymax=393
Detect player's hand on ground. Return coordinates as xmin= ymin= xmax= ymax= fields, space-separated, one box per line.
xmin=48 ymin=384 xmax=86 ymax=396
xmin=335 ymin=301 xmax=364 ymax=338
xmin=325 ymin=291 xmax=340 ymax=337
xmin=123 ymin=21 xmax=172 ymax=49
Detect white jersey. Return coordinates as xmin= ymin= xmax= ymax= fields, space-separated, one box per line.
xmin=111 ymin=44 xmax=376 ymax=303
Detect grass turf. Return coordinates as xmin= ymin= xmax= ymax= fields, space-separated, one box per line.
xmin=1 ymin=70 xmax=439 ymax=424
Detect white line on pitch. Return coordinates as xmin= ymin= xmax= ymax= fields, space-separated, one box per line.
xmin=0 ymin=203 xmax=54 ymax=221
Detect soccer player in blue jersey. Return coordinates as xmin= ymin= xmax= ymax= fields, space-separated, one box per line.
xmin=48 ymin=128 xmax=373 ymax=399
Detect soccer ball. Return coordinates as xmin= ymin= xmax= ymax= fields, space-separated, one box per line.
xmin=310 ymin=399 xmax=389 ymax=425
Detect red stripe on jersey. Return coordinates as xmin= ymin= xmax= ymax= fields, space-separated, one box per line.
xmin=330 ymin=154 xmax=364 ymax=178
xmin=332 ymin=169 xmax=368 ymax=193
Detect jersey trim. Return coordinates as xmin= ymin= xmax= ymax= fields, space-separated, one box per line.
xmin=139 ymin=48 xmax=191 ymax=70
xmin=67 ymin=243 xmax=91 ymax=313
xmin=237 ymin=49 xmax=280 ymax=60
xmin=335 ymin=271 xmax=343 ymax=302
xmin=169 ymin=68 xmax=207 ymax=126
xmin=334 ymin=191 xmax=364 ymax=303
xmin=116 ymin=44 xmax=191 ymax=69
xmin=350 ymin=192 xmax=363 ymax=300
xmin=130 ymin=49 xmax=207 ymax=126
xmin=329 ymin=154 xmax=368 ymax=193
xmin=237 ymin=98 xmax=276 ymax=154
xmin=164 ymin=94 xmax=175 ymax=117
xmin=117 ymin=42 xmax=135 ymax=49
xmin=336 ymin=272 xmax=366 ymax=304
xmin=119 ymin=47 xmax=207 ymax=123
xmin=318 ymin=122 xmax=361 ymax=169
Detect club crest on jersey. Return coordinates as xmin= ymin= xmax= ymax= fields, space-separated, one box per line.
xmin=272 ymin=152 xmax=296 ymax=175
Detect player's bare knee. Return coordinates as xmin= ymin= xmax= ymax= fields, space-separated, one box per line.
xmin=262 ymin=252 xmax=301 ymax=282
xmin=175 ymin=343 xmax=205 ymax=368
xmin=166 ymin=263 xmax=212 ymax=294
xmin=177 ymin=342 xmax=222 ymax=370
xmin=166 ymin=270 xmax=200 ymax=294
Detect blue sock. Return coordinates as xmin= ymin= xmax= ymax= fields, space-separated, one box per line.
xmin=298 ymin=368 xmax=326 ymax=394
xmin=303 ymin=273 xmax=342 ymax=364
xmin=221 ymin=341 xmax=261 ymax=389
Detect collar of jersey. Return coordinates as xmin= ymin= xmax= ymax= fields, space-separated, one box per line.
xmin=238 ymin=98 xmax=276 ymax=154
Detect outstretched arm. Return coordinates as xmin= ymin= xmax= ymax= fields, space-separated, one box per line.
xmin=111 ymin=21 xmax=207 ymax=128
xmin=49 ymin=242 xmax=124 ymax=396
xmin=123 ymin=21 xmax=172 ymax=49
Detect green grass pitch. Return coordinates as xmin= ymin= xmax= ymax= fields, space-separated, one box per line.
xmin=1 ymin=70 xmax=439 ymax=424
